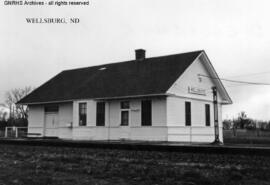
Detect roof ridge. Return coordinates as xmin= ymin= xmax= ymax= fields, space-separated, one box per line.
xmin=143 ymin=50 xmax=203 ymax=60
xmin=62 ymin=50 xmax=204 ymax=72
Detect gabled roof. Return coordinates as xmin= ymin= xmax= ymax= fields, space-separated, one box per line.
xmin=199 ymin=51 xmax=233 ymax=104
xmin=18 ymin=50 xmax=204 ymax=104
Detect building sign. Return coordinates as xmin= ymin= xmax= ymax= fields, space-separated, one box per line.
xmin=188 ymin=86 xmax=206 ymax=96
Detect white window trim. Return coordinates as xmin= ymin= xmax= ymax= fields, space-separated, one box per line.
xmin=185 ymin=101 xmax=191 ymax=127
xmin=120 ymin=101 xmax=131 ymax=126
xmin=120 ymin=109 xmax=131 ymax=126
xmin=141 ymin=100 xmax=152 ymax=126
xmin=96 ymin=101 xmax=106 ymax=126
xmin=78 ymin=102 xmax=87 ymax=127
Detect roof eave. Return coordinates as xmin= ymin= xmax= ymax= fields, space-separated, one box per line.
xmin=17 ymin=93 xmax=169 ymax=105
xmin=200 ymin=51 xmax=233 ymax=104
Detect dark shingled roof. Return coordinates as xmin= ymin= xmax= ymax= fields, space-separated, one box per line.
xmin=18 ymin=50 xmax=203 ymax=104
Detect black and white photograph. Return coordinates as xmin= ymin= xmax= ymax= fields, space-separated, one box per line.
xmin=1 ymin=0 xmax=270 ymax=184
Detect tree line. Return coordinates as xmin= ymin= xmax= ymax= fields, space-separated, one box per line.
xmin=223 ymin=111 xmax=270 ymax=131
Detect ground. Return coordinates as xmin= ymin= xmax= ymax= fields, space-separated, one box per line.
xmin=224 ymin=129 xmax=270 ymax=145
xmin=0 ymin=144 xmax=269 ymax=185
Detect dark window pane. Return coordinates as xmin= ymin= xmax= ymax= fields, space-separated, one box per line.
xmin=79 ymin=114 xmax=86 ymax=126
xmin=185 ymin=102 xmax=191 ymax=126
xmin=121 ymin=101 xmax=130 ymax=109
xmin=121 ymin=111 xmax=129 ymax=126
xmin=96 ymin=102 xmax=105 ymax=126
xmin=142 ymin=100 xmax=152 ymax=126
xmin=79 ymin=103 xmax=87 ymax=126
xmin=205 ymin=104 xmax=210 ymax=126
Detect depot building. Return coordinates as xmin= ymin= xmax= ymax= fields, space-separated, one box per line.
xmin=18 ymin=49 xmax=232 ymax=143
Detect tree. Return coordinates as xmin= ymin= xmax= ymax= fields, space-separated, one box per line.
xmin=223 ymin=119 xmax=232 ymax=130
xmin=237 ymin=111 xmax=248 ymax=129
xmin=0 ymin=107 xmax=8 ymax=121
xmin=5 ymin=86 xmax=33 ymax=120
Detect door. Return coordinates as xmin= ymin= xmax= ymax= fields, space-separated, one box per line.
xmin=44 ymin=113 xmax=59 ymax=137
xmin=120 ymin=109 xmax=131 ymax=139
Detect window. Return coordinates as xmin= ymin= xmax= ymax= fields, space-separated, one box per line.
xmin=96 ymin=102 xmax=105 ymax=126
xmin=120 ymin=101 xmax=130 ymax=126
xmin=121 ymin=101 xmax=130 ymax=109
xmin=121 ymin=111 xmax=129 ymax=126
xmin=44 ymin=105 xmax=59 ymax=113
xmin=141 ymin=100 xmax=152 ymax=126
xmin=79 ymin=103 xmax=87 ymax=126
xmin=185 ymin=102 xmax=191 ymax=126
xmin=205 ymin=104 xmax=210 ymax=126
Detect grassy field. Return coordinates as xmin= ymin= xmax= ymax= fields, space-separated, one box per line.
xmin=223 ymin=129 xmax=270 ymax=145
xmin=0 ymin=144 xmax=269 ymax=185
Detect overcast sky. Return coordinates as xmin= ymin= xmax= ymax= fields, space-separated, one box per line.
xmin=1 ymin=0 xmax=270 ymax=120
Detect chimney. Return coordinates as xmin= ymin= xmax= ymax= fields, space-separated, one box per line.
xmin=135 ymin=49 xmax=146 ymax=61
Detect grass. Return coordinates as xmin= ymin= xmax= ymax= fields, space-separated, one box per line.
xmin=0 ymin=144 xmax=269 ymax=185
xmin=224 ymin=137 xmax=270 ymax=145
xmin=223 ymin=129 xmax=270 ymax=145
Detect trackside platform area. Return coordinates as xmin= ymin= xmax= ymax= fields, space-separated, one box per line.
xmin=0 ymin=138 xmax=269 ymax=156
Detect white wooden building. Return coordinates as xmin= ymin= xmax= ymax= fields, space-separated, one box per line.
xmin=18 ymin=49 xmax=232 ymax=142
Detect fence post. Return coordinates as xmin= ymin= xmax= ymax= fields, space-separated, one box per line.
xmin=233 ymin=127 xmax=236 ymax=137
xmin=15 ymin=127 xmax=18 ymax=138
xmin=5 ymin=127 xmax=8 ymax=138
xmin=256 ymin=128 xmax=260 ymax=137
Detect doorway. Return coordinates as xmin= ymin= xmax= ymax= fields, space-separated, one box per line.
xmin=44 ymin=113 xmax=59 ymax=137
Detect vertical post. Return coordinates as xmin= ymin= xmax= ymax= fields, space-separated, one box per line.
xmin=15 ymin=127 xmax=18 ymax=138
xmin=212 ymin=86 xmax=222 ymax=144
xmin=107 ymin=101 xmax=110 ymax=141
xmin=5 ymin=127 xmax=8 ymax=138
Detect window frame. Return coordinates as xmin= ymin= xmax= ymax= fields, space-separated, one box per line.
xmin=79 ymin=102 xmax=87 ymax=126
xmin=121 ymin=101 xmax=130 ymax=109
xmin=185 ymin=101 xmax=191 ymax=126
xmin=141 ymin=100 xmax=152 ymax=126
xmin=44 ymin=105 xmax=59 ymax=113
xmin=96 ymin=102 xmax=105 ymax=126
xmin=120 ymin=101 xmax=130 ymax=126
xmin=205 ymin=104 xmax=210 ymax=126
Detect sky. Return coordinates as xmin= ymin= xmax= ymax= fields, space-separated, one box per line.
xmin=1 ymin=0 xmax=270 ymax=120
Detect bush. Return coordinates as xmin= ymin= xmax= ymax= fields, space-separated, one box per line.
xmin=6 ymin=118 xmax=28 ymax=127
xmin=245 ymin=122 xmax=256 ymax=130
xmin=0 ymin=120 xmax=8 ymax=129
xmin=223 ymin=119 xmax=232 ymax=130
